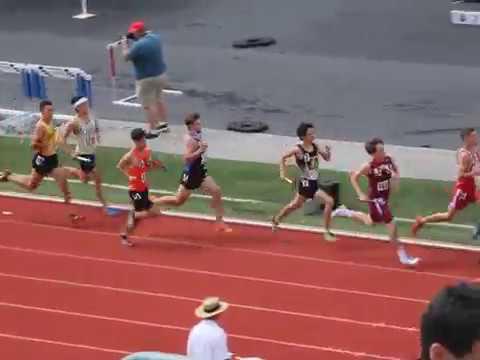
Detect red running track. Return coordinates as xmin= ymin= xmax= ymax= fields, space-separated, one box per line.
xmin=0 ymin=195 xmax=479 ymax=360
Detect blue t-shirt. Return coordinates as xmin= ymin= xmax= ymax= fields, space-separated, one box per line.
xmin=127 ymin=33 xmax=167 ymax=80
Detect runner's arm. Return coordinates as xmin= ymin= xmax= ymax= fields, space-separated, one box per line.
xmin=350 ymin=163 xmax=370 ymax=201
xmin=92 ymin=114 xmax=101 ymax=144
xmin=146 ymin=152 xmax=166 ymax=171
xmin=459 ymin=151 xmax=480 ymax=177
xmin=280 ymin=147 xmax=300 ymax=183
xmin=117 ymin=152 xmax=132 ymax=178
xmin=57 ymin=121 xmax=77 ymax=157
xmin=31 ymin=124 xmax=46 ymax=152
xmin=318 ymin=144 xmax=331 ymax=161
xmin=390 ymin=156 xmax=400 ymax=191
xmin=183 ymin=137 xmax=205 ymax=162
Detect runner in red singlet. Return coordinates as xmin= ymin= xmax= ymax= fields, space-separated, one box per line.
xmin=117 ymin=128 xmax=166 ymax=246
xmin=351 ymin=137 xmax=420 ymax=266
xmin=412 ymin=128 xmax=480 ymax=237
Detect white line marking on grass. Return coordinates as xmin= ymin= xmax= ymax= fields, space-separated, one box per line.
xmin=42 ymin=178 xmax=264 ymax=204
xmin=34 ymin=178 xmax=478 ymax=229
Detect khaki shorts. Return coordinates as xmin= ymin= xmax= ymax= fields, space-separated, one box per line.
xmin=136 ymin=73 xmax=168 ymax=107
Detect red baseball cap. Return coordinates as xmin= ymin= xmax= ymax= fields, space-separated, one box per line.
xmin=128 ymin=21 xmax=145 ymax=34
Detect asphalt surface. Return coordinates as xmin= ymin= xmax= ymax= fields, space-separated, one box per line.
xmin=1 ymin=0 xmax=480 ymax=149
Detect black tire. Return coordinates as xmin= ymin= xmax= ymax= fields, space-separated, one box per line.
xmin=232 ymin=37 xmax=277 ymax=49
xmin=227 ymin=120 xmax=269 ymax=133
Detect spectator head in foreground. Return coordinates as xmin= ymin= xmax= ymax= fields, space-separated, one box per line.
xmin=420 ymin=282 xmax=480 ymax=360
xmin=195 ymin=297 xmax=229 ymax=320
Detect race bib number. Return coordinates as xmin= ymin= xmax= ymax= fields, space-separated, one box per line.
xmin=35 ymin=155 xmax=45 ymax=166
xmin=377 ymin=180 xmax=389 ymax=192
xmin=456 ymin=190 xmax=467 ymax=201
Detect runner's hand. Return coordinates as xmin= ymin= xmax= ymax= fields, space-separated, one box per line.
xmin=322 ymin=144 xmax=332 ymax=160
xmin=200 ymin=141 xmax=208 ymax=152
xmin=280 ymin=175 xmax=293 ymax=184
xmin=358 ymin=193 xmax=369 ymax=202
xmin=150 ymin=159 xmax=166 ymax=171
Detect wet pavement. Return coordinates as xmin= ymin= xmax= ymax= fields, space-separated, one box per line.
xmin=1 ymin=0 xmax=480 ymax=149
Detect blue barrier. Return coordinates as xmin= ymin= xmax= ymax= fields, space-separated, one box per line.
xmin=0 ymin=61 xmax=93 ymax=106
xmin=30 ymin=70 xmax=47 ymax=100
xmin=75 ymin=73 xmax=93 ymax=106
xmin=21 ymin=69 xmax=32 ymax=98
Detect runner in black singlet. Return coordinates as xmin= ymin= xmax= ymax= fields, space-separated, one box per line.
xmin=156 ymin=113 xmax=232 ymax=233
xmin=272 ymin=122 xmax=336 ymax=242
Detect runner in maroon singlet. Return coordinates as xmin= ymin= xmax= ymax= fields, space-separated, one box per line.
xmin=350 ymin=137 xmax=420 ymax=266
xmin=412 ymin=128 xmax=480 ymax=237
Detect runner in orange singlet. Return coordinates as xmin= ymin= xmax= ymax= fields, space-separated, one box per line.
xmin=117 ymin=128 xmax=166 ymax=246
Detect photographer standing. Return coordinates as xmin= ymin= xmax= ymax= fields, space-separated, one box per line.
xmin=122 ymin=21 xmax=169 ymax=139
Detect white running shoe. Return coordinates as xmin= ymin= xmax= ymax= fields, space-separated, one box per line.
xmin=323 ymin=231 xmax=337 ymax=242
xmin=120 ymin=234 xmax=134 ymax=247
xmin=332 ymin=205 xmax=353 ymax=218
xmin=332 ymin=205 xmax=347 ymax=217
xmin=398 ymin=251 xmax=420 ymax=267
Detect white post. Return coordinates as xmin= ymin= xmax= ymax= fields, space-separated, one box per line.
xmin=73 ymin=0 xmax=96 ymax=19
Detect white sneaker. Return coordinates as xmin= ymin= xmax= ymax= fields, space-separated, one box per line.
xmin=332 ymin=205 xmax=345 ymax=217
xmin=398 ymin=252 xmax=420 ymax=267
xmin=323 ymin=231 xmax=337 ymax=242
xmin=332 ymin=205 xmax=352 ymax=218
xmin=120 ymin=234 xmax=134 ymax=247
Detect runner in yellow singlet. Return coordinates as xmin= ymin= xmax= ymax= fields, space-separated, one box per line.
xmin=0 ymin=100 xmax=71 ymax=203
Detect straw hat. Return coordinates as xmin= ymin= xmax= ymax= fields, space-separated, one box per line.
xmin=195 ymin=297 xmax=229 ymax=319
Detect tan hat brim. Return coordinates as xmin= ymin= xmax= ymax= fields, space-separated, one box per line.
xmin=195 ymin=301 xmax=229 ymax=319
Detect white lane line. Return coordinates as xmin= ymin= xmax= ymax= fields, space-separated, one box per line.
xmin=0 ymin=243 xmax=429 ymax=304
xmin=0 ymin=302 xmax=403 ymax=359
xmin=0 ymin=271 xmax=419 ymax=332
